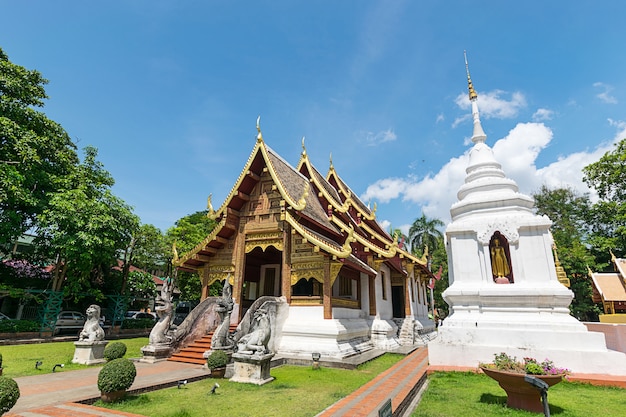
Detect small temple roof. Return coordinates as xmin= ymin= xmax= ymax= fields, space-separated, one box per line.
xmin=589 ymin=255 xmax=626 ymax=304
xmin=590 ymin=272 xmax=626 ymax=302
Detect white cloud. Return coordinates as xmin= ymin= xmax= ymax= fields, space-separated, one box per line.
xmin=362 ymin=128 xmax=397 ymax=146
xmin=454 ymin=90 xmax=527 ymax=120
xmin=436 ymin=113 xmax=444 ymax=123
xmin=532 ymin=108 xmax=554 ymax=121
xmin=593 ymin=82 xmax=618 ymax=104
xmin=361 ymin=121 xmax=624 ymax=223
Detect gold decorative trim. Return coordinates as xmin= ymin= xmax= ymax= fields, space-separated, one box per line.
xmin=291 ymin=269 xmax=324 ymax=285
xmin=285 ymin=212 xmax=353 ymax=258
xmin=245 ymin=239 xmax=283 ymax=253
xmin=291 ymin=296 xmax=323 ymax=306
xmin=331 ymin=297 xmax=359 ymax=309
xmin=330 ymin=261 xmax=343 ymax=286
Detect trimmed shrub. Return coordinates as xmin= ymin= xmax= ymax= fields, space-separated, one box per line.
xmin=0 ymin=320 xmax=39 ymax=333
xmin=0 ymin=376 xmax=20 ymax=415
xmin=120 ymin=318 xmax=155 ymax=330
xmin=206 ymin=350 xmax=229 ymax=370
xmin=103 ymin=342 xmax=127 ymax=361
xmin=97 ymin=358 xmax=137 ymax=394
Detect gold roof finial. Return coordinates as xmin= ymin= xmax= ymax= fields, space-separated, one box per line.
xmin=207 ymin=194 xmax=215 ymax=218
xmin=329 ymin=152 xmax=334 ymax=170
xmin=464 ymin=50 xmax=478 ymax=101
xmin=256 ymin=115 xmax=263 ymax=143
xmin=301 ymin=136 xmax=307 ymax=156
xmin=172 ymin=241 xmax=179 ymax=263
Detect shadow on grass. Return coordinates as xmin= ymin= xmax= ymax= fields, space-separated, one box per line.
xmin=479 ymin=393 xmax=565 ymax=414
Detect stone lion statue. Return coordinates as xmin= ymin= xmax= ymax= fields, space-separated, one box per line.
xmin=79 ymin=304 xmax=105 ymax=342
xmin=236 ymin=308 xmax=271 ymax=355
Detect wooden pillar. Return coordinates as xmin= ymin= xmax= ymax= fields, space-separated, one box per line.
xmin=368 ymin=276 xmax=376 ymax=316
xmin=404 ymin=278 xmax=411 ymax=317
xmin=281 ymin=225 xmax=292 ymax=303
xmin=323 ymin=257 xmax=332 ymax=319
xmin=232 ymin=223 xmax=246 ymax=321
xmin=200 ymin=265 xmax=210 ymax=301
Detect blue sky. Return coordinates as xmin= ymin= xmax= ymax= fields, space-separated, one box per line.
xmin=2 ymin=1 xmax=626 ymax=234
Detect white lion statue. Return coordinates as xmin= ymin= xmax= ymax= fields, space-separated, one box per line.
xmin=79 ymin=304 xmax=105 ymax=342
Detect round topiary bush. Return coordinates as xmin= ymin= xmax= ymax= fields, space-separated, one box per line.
xmin=103 ymin=341 xmax=127 ymax=361
xmin=206 ymin=350 xmax=229 ymax=370
xmin=0 ymin=376 xmax=20 ymax=415
xmin=97 ymin=358 xmax=137 ymax=394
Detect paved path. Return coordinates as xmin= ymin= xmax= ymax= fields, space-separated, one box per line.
xmin=5 ymin=348 xmax=430 ymax=417
xmin=7 ymin=360 xmax=210 ymax=417
xmin=317 ymin=347 xmax=429 ymax=417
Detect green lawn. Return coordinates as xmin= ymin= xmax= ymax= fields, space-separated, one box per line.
xmin=413 ymin=371 xmax=626 ymax=417
xmin=96 ymin=354 xmax=404 ymax=417
xmin=3 ymin=341 xmax=625 ymax=416
xmin=0 ymin=337 xmax=148 ymax=377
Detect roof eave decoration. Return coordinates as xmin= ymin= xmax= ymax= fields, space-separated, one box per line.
xmin=173 ymin=217 xmax=227 ymax=267
xmin=298 ymin=151 xmax=351 ymax=214
xmin=331 ymin=214 xmax=424 ymax=264
xmin=284 ymin=211 xmax=353 ymax=258
xmin=327 ymin=168 xmax=377 ymax=221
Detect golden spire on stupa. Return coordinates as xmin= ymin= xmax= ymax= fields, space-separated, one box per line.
xmin=464 ymin=50 xmax=478 ymax=101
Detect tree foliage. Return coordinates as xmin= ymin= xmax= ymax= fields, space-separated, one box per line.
xmin=532 ymin=186 xmax=601 ymax=320
xmin=0 ymin=47 xmax=78 ymax=246
xmin=126 ymin=270 xmax=157 ymax=299
xmin=408 ymin=214 xmax=444 ymax=258
xmin=165 ymin=211 xmax=216 ymax=301
xmin=583 ymin=138 xmax=626 ymax=258
xmin=35 ymin=146 xmax=139 ymax=298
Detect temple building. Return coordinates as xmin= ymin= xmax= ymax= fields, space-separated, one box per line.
xmin=173 ymin=122 xmax=434 ymax=360
xmin=589 ymin=253 xmax=626 ymax=320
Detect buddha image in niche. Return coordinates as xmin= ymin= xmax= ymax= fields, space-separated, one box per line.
xmin=490 ymin=235 xmax=511 ymax=281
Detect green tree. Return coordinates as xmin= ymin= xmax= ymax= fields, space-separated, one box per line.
xmin=0 ymin=47 xmax=78 ymax=247
xmin=165 ymin=211 xmax=217 ymax=300
xmin=130 ymin=224 xmax=167 ymax=274
xmin=126 ymin=270 xmax=157 ymax=299
xmin=35 ymin=146 xmax=139 ymax=299
xmin=532 ymin=186 xmax=600 ymax=321
xmin=408 ymin=214 xmax=444 ymax=259
xmin=583 ymin=138 xmax=626 ymax=258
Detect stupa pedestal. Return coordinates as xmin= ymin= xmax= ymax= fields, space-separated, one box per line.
xmin=72 ymin=340 xmax=108 ymax=365
xmin=230 ymin=352 xmax=274 ymax=385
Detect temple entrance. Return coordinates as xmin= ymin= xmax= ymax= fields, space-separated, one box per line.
xmin=392 ymin=285 xmax=405 ymax=318
xmin=241 ymin=245 xmax=282 ymax=316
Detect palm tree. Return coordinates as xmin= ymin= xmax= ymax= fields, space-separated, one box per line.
xmin=408 ymin=214 xmax=444 ymax=260
xmin=388 ymin=227 xmax=408 ymax=250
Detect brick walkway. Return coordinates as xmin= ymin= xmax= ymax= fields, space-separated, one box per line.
xmin=6 ymin=360 xmax=210 ymax=417
xmin=317 ymin=347 xmax=429 ymax=417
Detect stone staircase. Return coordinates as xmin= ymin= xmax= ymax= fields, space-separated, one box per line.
xmin=168 ymin=324 xmax=238 ymax=365
xmin=168 ymin=333 xmax=214 ymax=365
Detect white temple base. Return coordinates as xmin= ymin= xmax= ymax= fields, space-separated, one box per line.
xmin=428 ymin=296 xmax=626 ymax=375
xmin=276 ymin=306 xmax=374 ymax=360
xmin=72 ymin=341 xmax=108 ymax=365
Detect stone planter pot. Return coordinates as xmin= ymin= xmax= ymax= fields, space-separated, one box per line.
xmin=100 ymin=389 xmax=126 ymax=403
xmin=210 ymin=367 xmax=226 ymax=378
xmin=481 ymin=367 xmax=564 ymax=413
